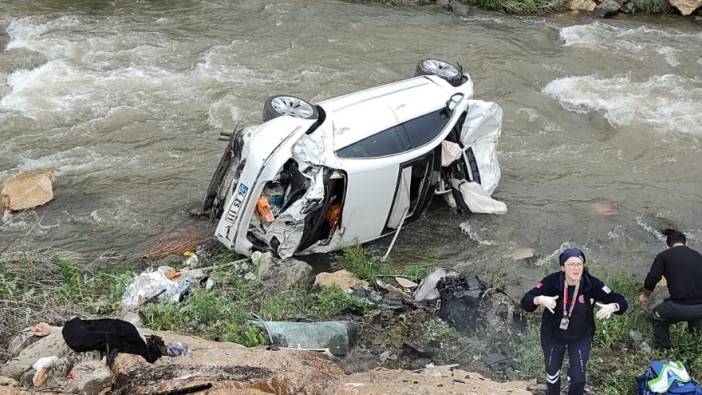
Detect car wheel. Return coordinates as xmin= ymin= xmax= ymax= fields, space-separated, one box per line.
xmin=415 ymin=59 xmax=462 ymax=87
xmin=262 ymin=95 xmax=318 ymax=122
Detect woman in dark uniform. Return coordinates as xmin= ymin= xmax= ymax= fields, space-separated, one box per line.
xmin=521 ymin=247 xmax=628 ymax=395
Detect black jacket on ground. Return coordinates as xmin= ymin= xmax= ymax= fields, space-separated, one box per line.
xmin=643 ymin=245 xmax=702 ymax=305
xmin=62 ymin=317 xmax=163 ymax=365
xmin=521 ymin=270 xmax=628 ymax=343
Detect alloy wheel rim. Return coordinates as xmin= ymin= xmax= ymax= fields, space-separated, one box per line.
xmin=271 ymin=96 xmax=314 ymax=118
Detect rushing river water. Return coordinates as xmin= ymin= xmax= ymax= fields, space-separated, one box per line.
xmin=1 ymin=0 xmax=701 ymax=294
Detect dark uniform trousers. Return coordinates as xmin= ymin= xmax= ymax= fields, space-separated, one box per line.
xmin=541 ymin=334 xmax=592 ymax=395
xmin=652 ymin=300 xmax=702 ymax=348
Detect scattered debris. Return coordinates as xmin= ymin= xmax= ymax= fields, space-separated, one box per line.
xmin=413 ymin=268 xmax=459 ymax=304
xmin=315 ymin=270 xmax=369 ymax=291
xmin=1 ymin=170 xmax=55 ymax=212
xmin=121 ymin=267 xmax=196 ymax=310
xmin=183 ymin=251 xmax=199 ymax=267
xmin=394 ymin=277 xmax=418 ymax=289
xmin=437 ymin=276 xmax=485 ymax=335
xmin=253 ymin=320 xmax=359 ymax=357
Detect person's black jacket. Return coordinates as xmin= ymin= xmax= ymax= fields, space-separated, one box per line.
xmin=521 ymin=270 xmax=628 ymax=342
xmin=643 ymin=245 xmax=702 ymax=305
xmin=62 ymin=317 xmax=163 ymax=366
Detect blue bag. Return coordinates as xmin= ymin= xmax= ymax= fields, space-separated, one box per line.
xmin=636 ymin=360 xmax=702 ymax=395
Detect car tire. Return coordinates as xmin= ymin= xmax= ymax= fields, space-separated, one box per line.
xmin=415 ymin=59 xmax=462 ymax=87
xmin=262 ymin=95 xmax=318 ymax=122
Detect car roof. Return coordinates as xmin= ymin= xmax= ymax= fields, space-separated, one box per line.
xmin=319 ymin=76 xmax=453 ymax=150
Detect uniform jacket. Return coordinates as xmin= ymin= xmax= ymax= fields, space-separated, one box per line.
xmin=521 ymin=270 xmax=628 ymax=342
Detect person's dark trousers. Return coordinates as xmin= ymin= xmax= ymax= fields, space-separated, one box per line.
xmin=541 ymin=334 xmax=593 ymax=395
xmin=652 ymin=300 xmax=702 ymax=348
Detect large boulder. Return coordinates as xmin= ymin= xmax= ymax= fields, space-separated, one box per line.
xmin=569 ymin=0 xmax=597 ymax=11
xmin=254 ymin=253 xmax=314 ymax=291
xmin=595 ymin=0 xmax=622 ymax=16
xmin=448 ymin=0 xmax=472 ymax=16
xmin=1 ymin=170 xmax=55 ymax=212
xmin=669 ymin=0 xmax=702 ymax=14
xmin=110 ymin=331 xmax=345 ymax=394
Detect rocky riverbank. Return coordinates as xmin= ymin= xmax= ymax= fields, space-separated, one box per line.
xmin=365 ymin=0 xmax=702 ymax=17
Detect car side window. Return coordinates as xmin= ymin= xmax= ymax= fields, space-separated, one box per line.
xmin=336 ymin=125 xmax=410 ymax=158
xmin=404 ymin=109 xmax=451 ymax=148
xmin=336 ymin=109 xmax=450 ymax=159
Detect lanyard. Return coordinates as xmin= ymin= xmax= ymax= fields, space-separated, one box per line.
xmin=562 ymin=277 xmax=580 ymax=319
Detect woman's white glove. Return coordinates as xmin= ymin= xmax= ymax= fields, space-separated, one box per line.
xmin=595 ymin=302 xmax=619 ymax=320
xmin=534 ymin=295 xmax=559 ymax=314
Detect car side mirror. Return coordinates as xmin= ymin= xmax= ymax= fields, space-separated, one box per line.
xmin=446 ymin=93 xmax=464 ymax=112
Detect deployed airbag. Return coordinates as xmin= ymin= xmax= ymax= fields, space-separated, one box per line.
xmin=449 ymin=178 xmax=507 ymax=215
xmin=460 ymin=101 xmax=502 ymax=195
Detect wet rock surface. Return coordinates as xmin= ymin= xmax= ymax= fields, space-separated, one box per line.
xmin=1 ymin=170 xmax=55 ymax=212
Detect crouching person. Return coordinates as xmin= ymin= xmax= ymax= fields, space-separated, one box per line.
xmin=521 ymin=248 xmax=628 ymax=395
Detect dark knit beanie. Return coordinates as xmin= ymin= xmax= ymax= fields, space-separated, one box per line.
xmin=559 ymin=248 xmax=586 ymax=266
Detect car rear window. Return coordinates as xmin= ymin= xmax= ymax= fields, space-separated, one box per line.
xmin=336 ymin=125 xmax=410 ymax=158
xmin=336 ymin=109 xmax=450 ymax=158
xmin=404 ymin=109 xmax=450 ymax=148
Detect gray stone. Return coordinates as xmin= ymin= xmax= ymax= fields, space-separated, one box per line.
xmin=449 ymin=0 xmax=471 ymax=17
xmin=70 ymin=361 xmax=112 ymax=395
xmin=620 ymin=2 xmax=635 ymax=13
xmin=255 ymin=256 xmax=314 ymax=291
xmin=595 ymin=0 xmax=621 ymax=17
xmin=244 ymin=272 xmax=257 ymax=281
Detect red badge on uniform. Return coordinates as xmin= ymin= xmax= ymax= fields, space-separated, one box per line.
xmin=578 ymin=295 xmax=585 ymax=304
xmin=536 ymin=282 xmax=543 ymax=288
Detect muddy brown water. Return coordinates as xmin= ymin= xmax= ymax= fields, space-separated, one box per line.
xmin=1 ymin=0 xmax=701 ymax=298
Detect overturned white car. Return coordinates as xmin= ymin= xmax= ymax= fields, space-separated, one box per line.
xmin=202 ymin=59 xmax=504 ymax=258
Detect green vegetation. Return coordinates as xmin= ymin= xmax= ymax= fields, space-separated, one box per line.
xmin=334 ymin=245 xmax=435 ymax=281
xmin=140 ymin=249 xmax=376 ymax=346
xmin=515 ymin=273 xmax=702 ymax=394
xmin=0 ymin=253 xmax=135 ymax=362
xmin=465 ymin=0 xmax=565 ymax=14
xmin=631 ymin=0 xmax=675 ymax=14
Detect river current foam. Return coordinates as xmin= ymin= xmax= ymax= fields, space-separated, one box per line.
xmin=543 ymin=74 xmax=702 ymax=135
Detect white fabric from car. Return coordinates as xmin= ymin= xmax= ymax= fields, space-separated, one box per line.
xmin=264 ymin=215 xmax=306 ymax=259
xmin=449 ymin=178 xmax=507 ymax=215
xmin=387 ymin=167 xmax=411 ymax=229
xmin=413 ymin=268 xmax=460 ymax=303
xmin=441 ymin=140 xmax=463 ymax=167
xmin=264 ymin=164 xmax=325 ymax=258
xmin=459 ymin=100 xmax=503 ymax=194
xmin=291 ymin=125 xmax=341 ymax=168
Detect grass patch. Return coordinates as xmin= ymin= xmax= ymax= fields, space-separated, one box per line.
xmin=335 ymin=245 xmax=382 ymax=281
xmin=141 ymin=251 xmax=377 ymax=346
xmin=0 ymin=252 xmax=136 ymax=363
xmin=463 ymin=0 xmax=566 ymax=14
xmin=631 ymin=0 xmax=675 ymax=13
xmin=515 ymin=273 xmax=702 ymax=393
xmin=334 ymin=245 xmax=436 ymax=282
